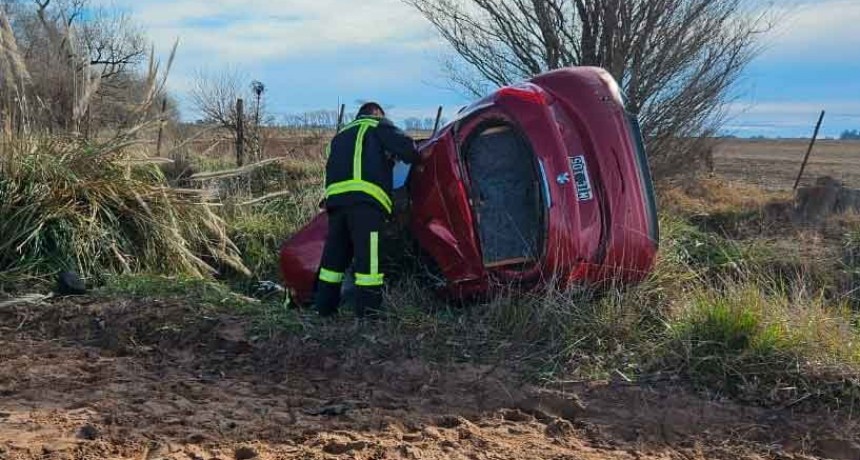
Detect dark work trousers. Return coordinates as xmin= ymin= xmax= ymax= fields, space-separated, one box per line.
xmin=315 ymin=203 xmax=386 ymax=318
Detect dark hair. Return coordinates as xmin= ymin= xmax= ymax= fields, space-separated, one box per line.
xmin=357 ymin=102 xmax=385 ymax=118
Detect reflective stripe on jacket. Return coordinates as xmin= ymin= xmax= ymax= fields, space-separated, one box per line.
xmin=324 ymin=115 xmax=419 ymax=213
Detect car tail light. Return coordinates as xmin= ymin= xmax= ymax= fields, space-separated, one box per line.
xmin=498 ymin=86 xmax=546 ymax=105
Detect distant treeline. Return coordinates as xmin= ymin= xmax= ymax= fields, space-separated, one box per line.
xmin=717 ymin=132 xmax=860 ymax=140
xmin=271 ymin=110 xmax=448 ymax=130
xmin=841 ymin=130 xmax=860 ymax=140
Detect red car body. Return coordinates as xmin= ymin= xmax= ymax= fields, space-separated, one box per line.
xmin=280 ymin=67 xmax=659 ymax=304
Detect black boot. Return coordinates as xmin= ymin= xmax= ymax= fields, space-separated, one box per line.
xmin=314 ymin=281 xmax=341 ymax=317
xmin=354 ymin=287 xmax=383 ymax=319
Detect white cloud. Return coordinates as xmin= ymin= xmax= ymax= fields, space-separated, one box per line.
xmin=87 ymin=0 xmax=451 ymax=103
xmin=99 ymin=0 xmax=442 ymax=63
xmin=98 ymin=0 xmax=860 ymax=136
xmin=727 ymin=101 xmax=860 ymax=117
xmin=762 ymin=0 xmax=860 ymax=60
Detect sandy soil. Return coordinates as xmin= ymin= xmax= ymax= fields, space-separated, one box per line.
xmin=1 ymin=297 xmax=859 ymax=460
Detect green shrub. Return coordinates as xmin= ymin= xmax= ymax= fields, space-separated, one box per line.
xmin=224 ymin=170 xmax=323 ymax=284
xmin=666 ymin=282 xmax=860 ymax=401
xmin=228 ymin=209 xmax=294 ymax=282
xmin=664 ymin=217 xmax=745 ymax=270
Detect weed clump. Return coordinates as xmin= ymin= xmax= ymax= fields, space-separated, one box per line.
xmin=219 ymin=159 xmax=324 ymax=285
xmin=664 ymin=283 xmax=860 ymax=405
xmin=0 ymin=137 xmax=248 ymax=289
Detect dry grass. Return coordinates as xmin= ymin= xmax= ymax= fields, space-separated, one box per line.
xmin=68 ymin=155 xmax=860 ymax=411
xmin=0 ymin=17 xmax=251 ymax=289
xmin=0 ymin=136 xmax=248 ymax=287
xmin=658 ymin=177 xmax=791 ymax=215
xmin=220 ymin=160 xmax=324 ymax=284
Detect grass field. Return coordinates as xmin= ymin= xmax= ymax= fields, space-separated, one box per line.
xmin=714 ymin=139 xmax=860 ymax=189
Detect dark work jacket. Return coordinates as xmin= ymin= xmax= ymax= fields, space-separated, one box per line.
xmin=324 ymin=115 xmax=419 ymax=213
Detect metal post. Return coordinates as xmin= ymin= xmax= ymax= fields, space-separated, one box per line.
xmin=254 ymin=94 xmax=261 ymax=127
xmin=250 ymin=81 xmax=265 ymax=163
xmin=236 ymin=98 xmax=245 ymax=167
xmin=254 ymin=94 xmax=261 ymax=162
xmin=336 ymin=103 xmax=345 ymax=131
xmin=793 ymin=110 xmax=826 ymax=190
xmin=156 ymin=97 xmax=167 ymax=158
xmin=254 ymin=93 xmax=261 ymax=162
xmin=432 ymin=106 xmax=443 ymax=135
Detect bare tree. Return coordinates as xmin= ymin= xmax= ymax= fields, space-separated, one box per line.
xmin=190 ymin=69 xmax=272 ymax=162
xmin=0 ymin=0 xmax=148 ymax=133
xmin=405 ymin=0 xmax=773 ymax=177
xmin=404 ymin=116 xmax=439 ymax=131
xmin=80 ymin=6 xmax=146 ymax=79
xmin=0 ymin=8 xmax=32 ymax=135
xmin=404 ymin=117 xmax=421 ymax=131
xmin=189 ymin=68 xmax=246 ymax=132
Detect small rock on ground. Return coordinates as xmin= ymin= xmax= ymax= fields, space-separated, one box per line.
xmin=234 ymin=446 xmax=259 ymax=460
xmin=323 ymin=440 xmax=369 ymax=455
xmin=76 ymin=424 xmax=100 ymax=440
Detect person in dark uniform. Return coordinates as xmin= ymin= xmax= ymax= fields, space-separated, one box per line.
xmin=315 ymin=102 xmax=420 ymax=318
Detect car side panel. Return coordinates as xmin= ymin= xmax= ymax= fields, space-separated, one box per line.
xmin=279 ymin=211 xmax=327 ymax=304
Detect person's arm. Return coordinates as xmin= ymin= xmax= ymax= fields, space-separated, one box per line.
xmin=376 ymin=118 xmax=420 ymax=164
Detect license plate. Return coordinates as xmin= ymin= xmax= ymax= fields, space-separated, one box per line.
xmin=570 ymin=155 xmax=593 ymax=201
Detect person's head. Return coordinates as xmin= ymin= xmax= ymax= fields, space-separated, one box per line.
xmin=357 ymin=102 xmax=385 ymax=118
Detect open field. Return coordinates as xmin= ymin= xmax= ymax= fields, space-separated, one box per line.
xmin=5 ymin=135 xmax=860 ymax=460
xmin=714 ymin=139 xmax=860 ymax=189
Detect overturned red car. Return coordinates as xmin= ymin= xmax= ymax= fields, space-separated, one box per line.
xmin=280 ymin=66 xmax=659 ymax=304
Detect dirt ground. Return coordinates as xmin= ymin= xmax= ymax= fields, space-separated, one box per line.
xmin=2 ymin=297 xmax=860 ymax=460
xmin=713 ymin=139 xmax=860 ymax=190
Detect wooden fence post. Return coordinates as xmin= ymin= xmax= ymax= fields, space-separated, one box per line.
xmin=336 ymin=103 xmax=345 ymax=131
xmin=156 ymin=97 xmax=167 ymax=158
xmin=793 ymin=110 xmax=826 ymax=190
xmin=236 ymin=98 xmax=245 ymax=167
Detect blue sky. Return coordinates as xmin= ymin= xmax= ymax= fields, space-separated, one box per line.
xmin=100 ymin=0 xmax=860 ymax=138
xmin=723 ymin=0 xmax=860 ymax=138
